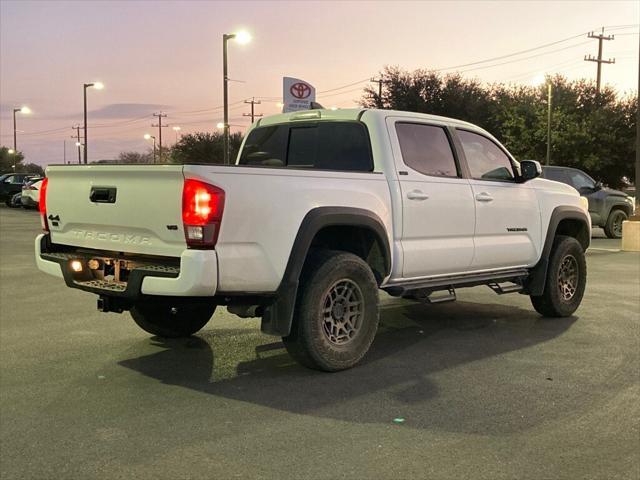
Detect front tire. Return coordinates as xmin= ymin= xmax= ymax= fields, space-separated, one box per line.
xmin=283 ymin=250 xmax=380 ymax=372
xmin=530 ymin=235 xmax=586 ymax=317
xmin=604 ymin=209 xmax=627 ymax=239
xmin=130 ymin=300 xmax=216 ymax=338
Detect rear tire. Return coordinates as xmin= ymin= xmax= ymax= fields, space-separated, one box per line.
xmin=603 ymin=209 xmax=627 ymax=239
xmin=283 ymin=250 xmax=379 ymax=372
xmin=530 ymin=235 xmax=586 ymax=317
xmin=130 ymin=300 xmax=216 ymax=338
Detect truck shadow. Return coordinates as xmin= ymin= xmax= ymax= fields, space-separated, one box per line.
xmin=118 ymin=300 xmax=577 ymax=433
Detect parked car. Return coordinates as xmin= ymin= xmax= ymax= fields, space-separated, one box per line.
xmin=36 ymin=108 xmax=590 ymax=371
xmin=0 ymin=173 xmax=33 ymax=206
xmin=21 ymin=178 xmax=44 ymax=209
xmin=541 ymin=166 xmax=635 ymax=239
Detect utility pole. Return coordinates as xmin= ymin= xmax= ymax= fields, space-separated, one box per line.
xmin=635 ymin=29 xmax=640 ymax=218
xmin=370 ymin=77 xmax=385 ymax=108
xmin=71 ymin=125 xmax=83 ymax=164
xmin=584 ymin=27 xmax=615 ymax=93
xmin=152 ymin=112 xmax=168 ymax=162
xmin=243 ymin=97 xmax=263 ymax=123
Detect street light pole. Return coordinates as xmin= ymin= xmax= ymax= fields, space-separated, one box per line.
xmin=222 ymin=30 xmax=251 ymax=165
xmin=144 ymin=134 xmax=157 ymax=163
xmin=83 ymin=84 xmax=89 ymax=164
xmin=546 ymin=82 xmax=552 ymax=166
xmin=222 ymin=33 xmax=232 ymax=165
xmin=12 ymin=106 xmax=30 ymax=153
xmin=83 ymin=82 xmax=103 ymax=164
xmin=13 ymin=109 xmax=18 ymax=152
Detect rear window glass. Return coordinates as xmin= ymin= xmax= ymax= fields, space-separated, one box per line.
xmin=239 ymin=122 xmax=373 ymax=172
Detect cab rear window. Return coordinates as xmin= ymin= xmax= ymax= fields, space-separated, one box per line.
xmin=239 ymin=121 xmax=373 ymax=172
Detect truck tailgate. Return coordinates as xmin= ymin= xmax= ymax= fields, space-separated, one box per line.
xmin=45 ymin=165 xmax=186 ymax=257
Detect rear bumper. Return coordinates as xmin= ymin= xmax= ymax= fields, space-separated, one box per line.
xmin=35 ymin=234 xmax=218 ymax=298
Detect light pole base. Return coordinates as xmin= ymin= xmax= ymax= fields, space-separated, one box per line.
xmin=621 ymin=220 xmax=640 ymax=252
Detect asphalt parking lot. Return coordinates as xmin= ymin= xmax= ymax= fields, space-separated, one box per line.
xmin=0 ymin=205 xmax=638 ymax=480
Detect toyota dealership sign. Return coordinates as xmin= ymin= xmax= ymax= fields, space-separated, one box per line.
xmin=282 ymin=77 xmax=316 ymax=113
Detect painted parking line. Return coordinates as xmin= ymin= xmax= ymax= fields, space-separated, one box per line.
xmin=588 ymin=247 xmax=621 ymax=253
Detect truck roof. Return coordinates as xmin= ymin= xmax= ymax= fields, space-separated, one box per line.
xmin=256 ymin=108 xmax=484 ymax=133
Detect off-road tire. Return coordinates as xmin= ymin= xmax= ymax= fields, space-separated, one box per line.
xmin=603 ymin=209 xmax=627 ymax=239
xmin=130 ymin=300 xmax=216 ymax=338
xmin=530 ymin=235 xmax=586 ymax=317
xmin=283 ymin=250 xmax=379 ymax=372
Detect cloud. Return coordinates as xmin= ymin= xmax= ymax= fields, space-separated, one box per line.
xmin=84 ymin=103 xmax=172 ymax=119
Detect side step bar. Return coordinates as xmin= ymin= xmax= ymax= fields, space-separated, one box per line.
xmin=488 ymin=282 xmax=523 ymax=295
xmin=384 ymin=268 xmax=529 ymax=297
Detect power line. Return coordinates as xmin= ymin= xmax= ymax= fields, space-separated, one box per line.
xmin=457 ymin=40 xmax=592 ymax=73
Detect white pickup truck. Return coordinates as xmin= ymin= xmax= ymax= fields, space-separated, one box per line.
xmin=36 ymin=108 xmax=590 ymax=371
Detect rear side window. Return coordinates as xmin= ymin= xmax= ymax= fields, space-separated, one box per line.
xmin=239 ymin=122 xmax=373 ymax=172
xmin=395 ymin=123 xmax=458 ymax=177
xmin=238 ymin=125 xmax=288 ymax=167
xmin=458 ymin=130 xmax=515 ymax=181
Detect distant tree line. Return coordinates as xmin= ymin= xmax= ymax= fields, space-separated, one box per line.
xmin=111 ymin=132 xmax=244 ymax=166
xmin=362 ymin=67 xmax=637 ymax=188
xmin=0 ymin=147 xmax=45 ymax=176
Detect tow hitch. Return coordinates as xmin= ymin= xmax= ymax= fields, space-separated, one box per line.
xmin=97 ymin=295 xmax=130 ymax=314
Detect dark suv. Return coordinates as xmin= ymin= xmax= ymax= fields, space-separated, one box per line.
xmin=0 ymin=173 xmax=33 ymax=206
xmin=541 ymin=166 xmax=635 ymax=238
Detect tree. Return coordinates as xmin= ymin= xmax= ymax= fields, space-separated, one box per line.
xmin=117 ymin=150 xmax=153 ymax=164
xmin=0 ymin=146 xmax=25 ymax=172
xmin=21 ymin=163 xmax=45 ymax=176
xmin=170 ymin=131 xmax=243 ymax=164
xmin=362 ymin=67 xmax=637 ymax=188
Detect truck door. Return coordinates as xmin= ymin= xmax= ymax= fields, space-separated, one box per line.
xmin=387 ymin=118 xmax=475 ymax=278
xmin=456 ymin=129 xmax=541 ymax=269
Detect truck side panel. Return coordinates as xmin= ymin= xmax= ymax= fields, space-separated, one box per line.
xmin=183 ymin=165 xmax=393 ymax=292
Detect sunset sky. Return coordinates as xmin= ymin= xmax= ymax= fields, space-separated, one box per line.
xmin=1 ymin=0 xmax=638 ymax=165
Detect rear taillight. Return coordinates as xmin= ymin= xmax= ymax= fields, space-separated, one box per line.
xmin=39 ymin=177 xmax=49 ymax=232
xmin=182 ymin=179 xmax=225 ymax=249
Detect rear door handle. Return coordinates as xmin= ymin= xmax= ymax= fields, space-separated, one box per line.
xmin=475 ymin=192 xmax=493 ymax=202
xmin=407 ymin=190 xmax=429 ymax=201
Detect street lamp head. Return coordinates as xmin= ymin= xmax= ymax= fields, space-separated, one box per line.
xmin=75 ymin=142 xmax=82 ymax=147
xmin=8 ymin=149 xmax=15 ymax=154
xmin=20 ymin=106 xmax=31 ymax=114
xmin=173 ymin=126 xmax=181 ymax=132
xmin=92 ymin=82 xmax=104 ymax=90
xmin=144 ymin=133 xmax=153 ymax=140
xmin=216 ymin=122 xmax=225 ymax=129
xmin=234 ymin=30 xmax=252 ymax=45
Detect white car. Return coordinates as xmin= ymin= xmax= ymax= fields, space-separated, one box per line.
xmin=35 ymin=108 xmax=590 ymax=371
xmin=21 ymin=178 xmax=43 ymax=209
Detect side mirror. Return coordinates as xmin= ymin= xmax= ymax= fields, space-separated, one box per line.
xmin=519 ymin=160 xmax=542 ymax=182
xmin=594 ymin=181 xmax=603 ymax=191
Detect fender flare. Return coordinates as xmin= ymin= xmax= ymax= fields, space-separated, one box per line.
xmin=603 ymin=200 xmax=633 ymax=221
xmin=524 ymin=206 xmax=590 ymax=296
xmin=261 ymin=206 xmax=390 ymax=336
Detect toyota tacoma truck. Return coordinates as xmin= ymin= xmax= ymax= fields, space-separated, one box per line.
xmin=35 ymin=108 xmax=590 ymax=371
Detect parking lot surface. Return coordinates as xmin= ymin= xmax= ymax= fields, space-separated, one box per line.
xmin=1 ymin=205 xmax=638 ymax=479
